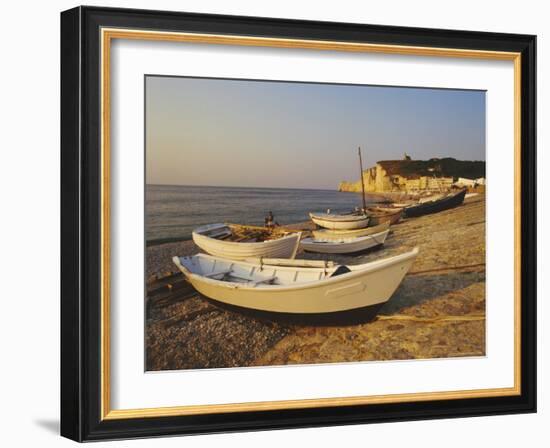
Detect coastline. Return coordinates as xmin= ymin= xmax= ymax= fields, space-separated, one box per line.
xmin=146 ymin=194 xmax=485 ymax=370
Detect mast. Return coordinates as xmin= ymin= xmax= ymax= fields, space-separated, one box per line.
xmin=358 ymin=146 xmax=367 ymax=212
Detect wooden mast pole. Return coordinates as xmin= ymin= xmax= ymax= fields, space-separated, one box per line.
xmin=358 ymin=146 xmax=367 ymax=212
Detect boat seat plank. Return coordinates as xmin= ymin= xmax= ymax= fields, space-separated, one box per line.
xmin=204 ymin=269 xmax=232 ymax=278
xmin=249 ymin=275 xmax=278 ymax=287
xmin=209 ymin=231 xmax=232 ymax=239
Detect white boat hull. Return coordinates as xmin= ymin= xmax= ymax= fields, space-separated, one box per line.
xmin=192 ymin=223 xmax=301 ymax=260
xmin=312 ymin=222 xmax=390 ymax=240
xmin=300 ymin=229 xmax=390 ymax=254
xmin=173 ymin=248 xmax=418 ymax=319
xmin=309 ymin=212 xmax=369 ymax=230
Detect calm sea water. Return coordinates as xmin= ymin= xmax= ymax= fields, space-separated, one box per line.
xmin=146 ymin=184 xmax=372 ymax=243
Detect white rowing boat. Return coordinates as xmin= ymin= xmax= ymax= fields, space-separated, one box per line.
xmin=312 ymin=221 xmax=390 ymax=240
xmin=192 ymin=223 xmax=301 ymax=260
xmin=309 ymin=212 xmax=369 ymax=230
xmin=172 ymin=248 xmax=419 ymax=324
xmin=300 ymin=229 xmax=390 ymax=254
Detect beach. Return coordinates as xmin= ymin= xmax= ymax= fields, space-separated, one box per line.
xmin=146 ymin=194 xmax=485 ymax=371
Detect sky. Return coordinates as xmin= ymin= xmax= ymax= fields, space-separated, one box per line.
xmin=145 ymin=76 xmax=486 ymax=190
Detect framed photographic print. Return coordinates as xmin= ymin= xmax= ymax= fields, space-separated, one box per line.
xmin=60 ymin=6 xmax=536 ymax=442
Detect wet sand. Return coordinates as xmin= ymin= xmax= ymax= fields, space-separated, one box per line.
xmin=146 ymin=194 xmax=485 ymax=370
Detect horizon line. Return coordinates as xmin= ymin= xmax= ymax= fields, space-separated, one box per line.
xmin=145 ymin=183 xmax=353 ymax=192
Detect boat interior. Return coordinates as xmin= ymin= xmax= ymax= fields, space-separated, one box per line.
xmin=180 ymin=255 xmax=341 ymax=287
xmin=195 ymin=223 xmax=294 ymax=243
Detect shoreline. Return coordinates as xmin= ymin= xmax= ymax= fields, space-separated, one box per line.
xmin=146 ymin=194 xmax=486 ymax=370
xmin=145 ymin=188 xmax=388 ymax=246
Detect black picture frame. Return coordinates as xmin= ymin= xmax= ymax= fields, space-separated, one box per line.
xmin=61 ymin=5 xmax=536 ymax=442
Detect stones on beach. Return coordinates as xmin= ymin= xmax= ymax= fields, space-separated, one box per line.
xmin=146 ymin=296 xmax=290 ymax=370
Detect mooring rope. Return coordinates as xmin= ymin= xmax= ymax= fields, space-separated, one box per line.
xmin=408 ymin=262 xmax=486 ymax=275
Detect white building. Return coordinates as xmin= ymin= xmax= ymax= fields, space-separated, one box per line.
xmin=455 ymin=177 xmax=485 ymax=187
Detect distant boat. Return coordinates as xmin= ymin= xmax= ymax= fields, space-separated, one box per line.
xmin=307 ymin=146 xmax=377 ymax=231
xmin=312 ymin=221 xmax=390 ymax=240
xmin=192 ymin=223 xmax=301 ymax=260
xmin=309 ymin=212 xmax=369 ymax=230
xmin=300 ymin=229 xmax=390 ymax=254
xmin=172 ymin=248 xmax=419 ymax=325
xmin=403 ymin=188 xmax=467 ymax=218
xmin=366 ymin=207 xmax=404 ymax=226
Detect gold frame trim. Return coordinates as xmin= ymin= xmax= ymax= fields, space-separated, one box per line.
xmin=100 ymin=28 xmax=522 ymax=421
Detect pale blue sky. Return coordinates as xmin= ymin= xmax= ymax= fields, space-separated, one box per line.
xmin=146 ymin=76 xmax=485 ymax=190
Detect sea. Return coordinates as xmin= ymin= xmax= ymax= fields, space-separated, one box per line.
xmin=146 ymin=184 xmax=374 ymax=244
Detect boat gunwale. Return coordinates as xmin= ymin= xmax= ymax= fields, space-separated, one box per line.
xmin=309 ymin=212 xmax=369 ymax=223
xmin=300 ymin=229 xmax=390 ymax=246
xmin=313 ymin=221 xmax=390 ymax=236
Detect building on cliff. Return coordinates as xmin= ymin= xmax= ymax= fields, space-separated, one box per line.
xmin=338 ymin=157 xmax=486 ymax=193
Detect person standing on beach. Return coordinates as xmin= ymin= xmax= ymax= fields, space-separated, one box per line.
xmin=265 ymin=211 xmax=279 ymax=228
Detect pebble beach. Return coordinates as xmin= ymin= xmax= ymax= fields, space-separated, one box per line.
xmin=145 ymin=194 xmax=485 ymax=371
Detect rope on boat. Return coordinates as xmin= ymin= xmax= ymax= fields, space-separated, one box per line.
xmin=408 ymin=262 xmax=485 ymax=275
xmin=376 ymin=313 xmax=485 ymax=323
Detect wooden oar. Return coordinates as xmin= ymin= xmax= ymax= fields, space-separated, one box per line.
xmin=226 ymin=223 xmax=303 ymax=234
xmin=243 ymin=258 xmax=336 ymax=268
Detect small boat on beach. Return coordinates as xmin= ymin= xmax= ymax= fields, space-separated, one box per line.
xmin=300 ymin=229 xmax=390 ymax=254
xmin=366 ymin=207 xmax=404 ymax=226
xmin=402 ymin=188 xmax=467 ymax=218
xmin=172 ymin=247 xmax=419 ymax=325
xmin=312 ymin=221 xmax=390 ymax=240
xmin=192 ymin=223 xmax=301 ymax=260
xmin=309 ymin=212 xmax=369 ymax=230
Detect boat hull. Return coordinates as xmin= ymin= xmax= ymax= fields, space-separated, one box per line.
xmin=312 ymin=221 xmax=390 ymax=240
xmin=192 ymin=224 xmax=301 ymax=260
xmin=173 ymin=248 xmax=418 ymax=320
xmin=203 ymin=298 xmax=387 ymax=326
xmin=403 ymin=189 xmax=467 ymax=218
xmin=309 ymin=213 xmax=369 ymax=230
xmin=367 ymin=208 xmax=403 ymax=226
xmin=300 ymin=229 xmax=389 ymax=254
